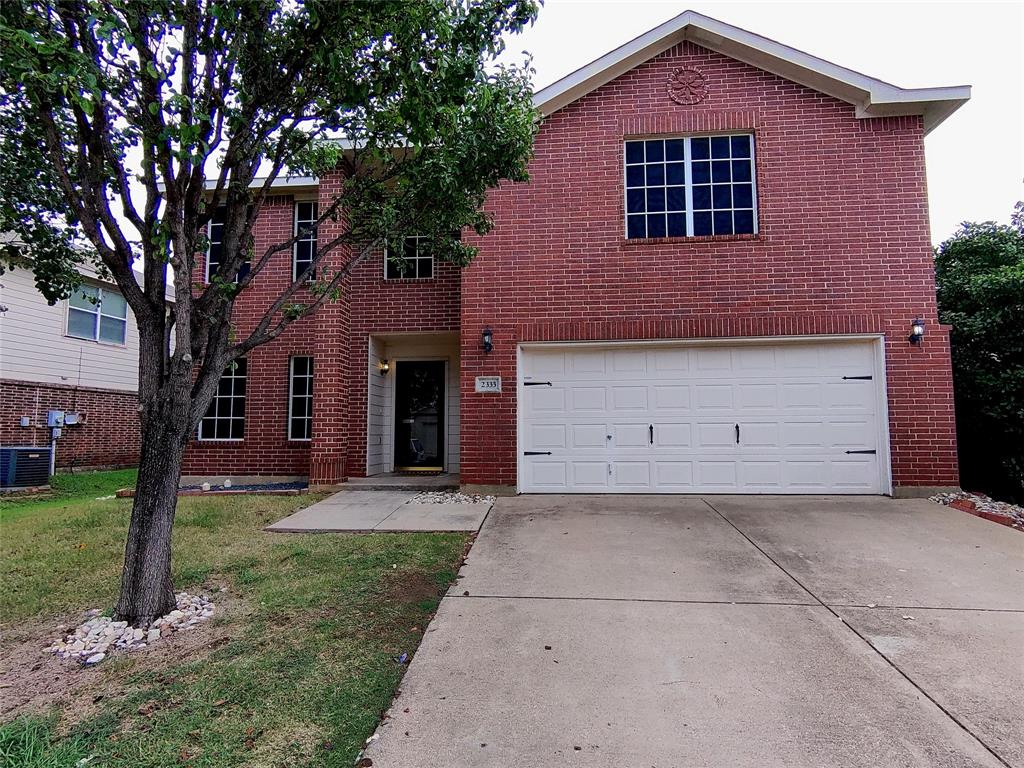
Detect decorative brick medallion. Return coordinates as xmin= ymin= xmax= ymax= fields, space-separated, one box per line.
xmin=667 ymin=67 xmax=709 ymax=105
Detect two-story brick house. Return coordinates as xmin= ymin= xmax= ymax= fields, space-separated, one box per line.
xmin=182 ymin=11 xmax=969 ymax=497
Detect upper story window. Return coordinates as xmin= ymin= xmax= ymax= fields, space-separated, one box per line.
xmin=206 ymin=205 xmax=250 ymax=283
xmin=293 ymin=201 xmax=318 ymax=281
xmin=625 ymin=134 xmax=757 ymax=239
xmin=384 ymin=236 xmax=433 ymax=280
xmin=66 ymin=285 xmax=127 ymax=345
xmin=198 ymin=358 xmax=247 ymax=441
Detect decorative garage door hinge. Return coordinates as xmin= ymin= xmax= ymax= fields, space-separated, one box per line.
xmin=844 ymin=449 xmax=877 ymax=454
xmin=523 ymin=451 xmax=552 ymax=456
xmin=842 ymin=375 xmax=873 ymax=380
xmin=523 ymin=381 xmax=553 ymax=386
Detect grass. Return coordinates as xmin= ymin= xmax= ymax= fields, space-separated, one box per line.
xmin=0 ymin=470 xmax=468 ymax=767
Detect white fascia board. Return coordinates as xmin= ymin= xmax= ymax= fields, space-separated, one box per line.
xmin=533 ymin=10 xmax=970 ymax=135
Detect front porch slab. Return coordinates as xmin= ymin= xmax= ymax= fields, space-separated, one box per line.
xmin=265 ymin=489 xmax=489 ymax=533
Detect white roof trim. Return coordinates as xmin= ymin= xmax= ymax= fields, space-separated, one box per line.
xmin=532 ymin=10 xmax=970 ymax=134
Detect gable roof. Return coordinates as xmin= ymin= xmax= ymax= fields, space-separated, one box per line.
xmin=532 ymin=10 xmax=970 ymax=134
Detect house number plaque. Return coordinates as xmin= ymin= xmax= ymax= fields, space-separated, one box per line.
xmin=475 ymin=376 xmax=502 ymax=393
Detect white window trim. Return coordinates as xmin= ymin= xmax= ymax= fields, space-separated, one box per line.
xmin=64 ymin=285 xmax=128 ymax=347
xmin=292 ymin=200 xmax=319 ymax=282
xmin=383 ymin=236 xmax=434 ymax=280
xmin=197 ymin=359 xmax=247 ymax=442
xmin=287 ymin=356 xmax=314 ymax=442
xmin=204 ymin=209 xmax=222 ymax=284
xmin=623 ymin=133 xmax=759 ymax=240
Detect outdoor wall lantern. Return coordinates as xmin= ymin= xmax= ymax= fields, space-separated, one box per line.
xmin=482 ymin=326 xmax=493 ymax=353
xmin=908 ymin=318 xmax=925 ymax=345
xmin=379 ymin=359 xmax=390 ymax=376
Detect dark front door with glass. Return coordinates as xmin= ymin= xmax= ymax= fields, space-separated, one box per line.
xmin=394 ymin=360 xmax=445 ymax=471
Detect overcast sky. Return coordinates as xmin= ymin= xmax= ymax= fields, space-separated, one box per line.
xmin=501 ymin=0 xmax=1023 ymax=244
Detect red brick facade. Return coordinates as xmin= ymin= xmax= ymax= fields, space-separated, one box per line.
xmin=0 ymin=379 xmax=140 ymax=469
xmin=182 ymin=39 xmax=959 ymax=492
xmin=460 ymin=40 xmax=958 ymax=490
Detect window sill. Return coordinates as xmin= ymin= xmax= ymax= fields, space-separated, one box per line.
xmin=621 ymin=233 xmax=763 ymax=247
xmin=381 ymin=277 xmax=436 ymax=284
xmin=64 ymin=333 xmax=128 ymax=349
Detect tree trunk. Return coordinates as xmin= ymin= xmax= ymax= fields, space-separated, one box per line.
xmin=113 ymin=400 xmax=189 ymax=626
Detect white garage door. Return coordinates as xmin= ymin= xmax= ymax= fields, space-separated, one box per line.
xmin=519 ymin=339 xmax=889 ymax=494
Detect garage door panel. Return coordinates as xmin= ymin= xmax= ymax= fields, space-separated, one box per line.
xmin=569 ymin=387 xmax=606 ymax=411
xmin=612 ymin=423 xmax=649 ymax=448
xmin=696 ymin=461 xmax=739 ymax=488
xmin=653 ymin=385 xmax=691 ymax=410
xmin=655 ymin=461 xmax=693 ymax=487
xmin=695 ymin=385 xmax=734 ymax=409
xmin=824 ymin=381 xmax=875 ymax=410
xmin=530 ymin=423 xmax=567 ymax=450
xmin=611 ymin=386 xmax=648 ymax=410
xmin=612 ymin=461 xmax=651 ymax=487
xmin=526 ymin=387 xmax=566 ymax=413
xmin=528 ymin=461 xmax=568 ymax=489
xmin=780 ymin=382 xmax=824 ymax=409
xmin=737 ymin=383 xmax=778 ymax=409
xmin=520 ymin=340 xmax=886 ymax=494
xmin=654 ymin=422 xmax=692 ymax=447
xmin=698 ymin=422 xmax=737 ymax=447
xmin=653 ymin=348 xmax=690 ymax=372
xmin=740 ymin=461 xmax=783 ymax=488
xmin=572 ymin=461 xmax=610 ymax=488
xmin=570 ymin=424 xmax=607 ymax=449
xmin=739 ymin=421 xmax=780 ymax=447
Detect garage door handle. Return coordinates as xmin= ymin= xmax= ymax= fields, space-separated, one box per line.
xmin=649 ymin=424 xmax=654 ymax=444
xmin=845 ymin=449 xmax=877 ymax=454
xmin=842 ymin=375 xmax=873 ymax=380
xmin=735 ymin=424 xmax=740 ymax=444
xmin=523 ymin=451 xmax=552 ymax=456
xmin=523 ymin=381 xmax=552 ymax=386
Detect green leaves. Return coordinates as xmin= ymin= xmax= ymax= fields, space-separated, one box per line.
xmin=936 ymin=204 xmax=1024 ymax=500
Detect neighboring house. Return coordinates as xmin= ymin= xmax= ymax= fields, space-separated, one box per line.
xmin=182 ymin=11 xmax=969 ymax=497
xmin=0 ymin=250 xmax=166 ymax=471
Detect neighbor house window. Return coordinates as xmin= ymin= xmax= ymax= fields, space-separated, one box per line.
xmin=293 ymin=201 xmax=318 ymax=281
xmin=625 ymin=134 xmax=756 ymax=239
xmin=66 ymin=285 xmax=128 ymax=345
xmin=198 ymin=358 xmax=247 ymax=441
xmin=288 ymin=356 xmax=314 ymax=441
xmin=205 ymin=205 xmax=250 ymax=282
xmin=384 ymin=235 xmax=433 ymax=280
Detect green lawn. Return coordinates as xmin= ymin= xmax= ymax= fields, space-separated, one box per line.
xmin=0 ymin=471 xmax=468 ymax=767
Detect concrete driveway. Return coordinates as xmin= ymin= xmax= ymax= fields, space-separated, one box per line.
xmin=365 ymin=495 xmax=1024 ymax=767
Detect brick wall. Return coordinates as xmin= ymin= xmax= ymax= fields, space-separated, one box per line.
xmin=0 ymin=379 xmax=140 ymax=469
xmin=182 ymin=195 xmax=317 ymax=478
xmin=460 ymin=40 xmax=959 ymax=489
xmin=181 ymin=185 xmax=462 ymax=482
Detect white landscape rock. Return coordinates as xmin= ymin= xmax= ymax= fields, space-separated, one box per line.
xmin=930 ymin=491 xmax=1024 ymax=528
xmin=46 ymin=591 xmax=215 ymax=664
xmin=411 ymin=490 xmax=495 ymax=505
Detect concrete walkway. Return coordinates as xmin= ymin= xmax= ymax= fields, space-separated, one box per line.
xmin=265 ymin=490 xmax=491 ymax=532
xmin=365 ymin=495 xmax=1024 ymax=767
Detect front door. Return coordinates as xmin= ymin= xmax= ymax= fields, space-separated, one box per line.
xmin=394 ymin=360 xmax=445 ymax=471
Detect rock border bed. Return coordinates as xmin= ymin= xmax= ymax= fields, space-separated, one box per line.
xmin=411 ymin=490 xmax=496 ymax=505
xmin=116 ymin=481 xmax=308 ymax=498
xmin=930 ymin=491 xmax=1023 ymax=530
xmin=46 ymin=591 xmax=216 ymax=664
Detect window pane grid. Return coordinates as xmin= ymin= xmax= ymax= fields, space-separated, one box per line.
xmin=293 ymin=202 xmax=319 ymax=281
xmin=198 ymin=358 xmax=247 ymax=441
xmin=288 ymin=356 xmax=314 ymax=441
xmin=625 ymin=134 xmax=756 ymax=239
xmin=66 ymin=286 xmax=127 ymax=344
xmin=384 ymin=236 xmax=433 ymax=280
xmin=206 ymin=206 xmax=250 ymax=283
